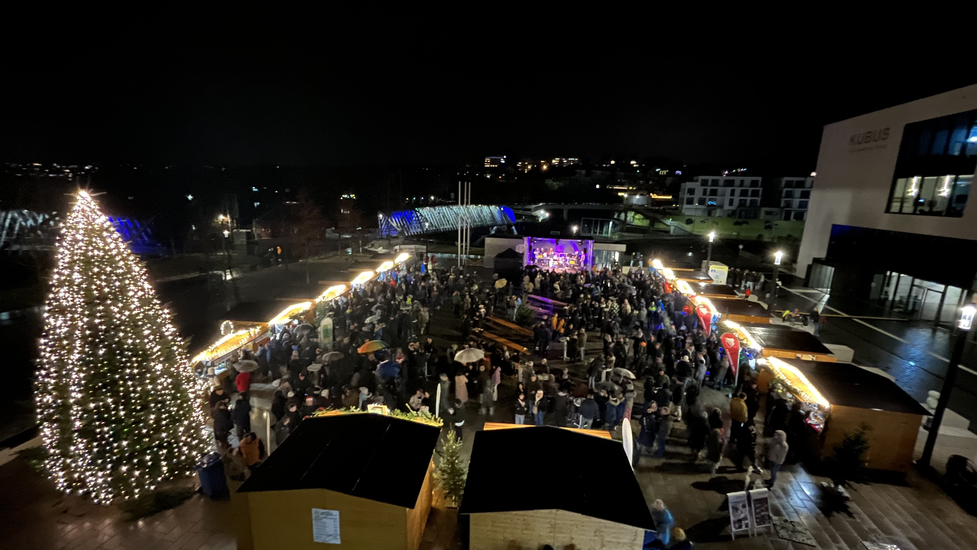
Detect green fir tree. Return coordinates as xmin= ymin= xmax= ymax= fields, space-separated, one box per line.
xmin=435 ymin=431 xmax=468 ymax=506
xmin=35 ymin=191 xmax=208 ymax=504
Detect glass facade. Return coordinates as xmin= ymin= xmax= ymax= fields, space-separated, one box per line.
xmin=886 ymin=108 xmax=977 ymax=217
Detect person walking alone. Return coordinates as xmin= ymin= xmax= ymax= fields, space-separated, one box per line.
xmin=766 ymin=430 xmax=789 ymax=487
xmin=651 ymin=499 xmax=675 ymax=546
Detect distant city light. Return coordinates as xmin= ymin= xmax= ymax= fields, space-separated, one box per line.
xmin=676 ymin=170 xmax=682 ymax=175
xmin=252 ymin=187 xmax=259 ymax=192
xmin=609 ymin=160 xmax=616 ymax=165
xmin=186 ymin=194 xmax=193 ymax=201
xmin=810 ymin=171 xmax=817 ymax=177
xmin=222 ymin=230 xmax=230 ymax=238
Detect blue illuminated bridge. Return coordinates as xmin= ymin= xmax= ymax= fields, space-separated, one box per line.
xmin=379 ymin=205 xmax=516 ymax=238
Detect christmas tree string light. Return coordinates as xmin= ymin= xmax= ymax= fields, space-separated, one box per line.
xmin=35 ymin=191 xmax=208 ymax=505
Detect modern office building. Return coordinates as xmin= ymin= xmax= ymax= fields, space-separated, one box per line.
xmin=680 ymin=175 xmax=763 ymax=218
xmin=797 ymin=84 xmax=977 ymax=325
xmin=767 ymin=176 xmax=815 ymax=221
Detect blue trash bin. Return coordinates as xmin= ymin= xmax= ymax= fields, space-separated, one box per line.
xmin=195 ymin=452 xmax=229 ymax=500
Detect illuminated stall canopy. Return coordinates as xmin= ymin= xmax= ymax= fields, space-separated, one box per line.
xmin=190 ymin=254 xmax=411 ymax=369
xmin=724 ymin=320 xmax=834 ymax=362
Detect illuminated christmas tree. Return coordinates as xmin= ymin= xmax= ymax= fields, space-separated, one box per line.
xmin=35 ymin=191 xmax=208 ymax=504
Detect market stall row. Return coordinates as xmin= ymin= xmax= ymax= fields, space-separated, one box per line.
xmin=656 ymin=260 xmax=926 ymax=473
xmin=189 ymin=252 xmax=413 ymax=379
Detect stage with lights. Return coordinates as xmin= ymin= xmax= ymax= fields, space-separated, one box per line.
xmin=523 ymin=237 xmax=594 ymax=271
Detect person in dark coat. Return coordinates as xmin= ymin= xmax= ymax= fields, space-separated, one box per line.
xmin=448 ymin=399 xmax=466 ymax=441
xmin=637 ymin=401 xmax=660 ymax=458
xmin=578 ymin=391 xmax=599 ymax=429
xmin=552 ymin=388 xmax=570 ymax=427
xmin=688 ymin=410 xmax=709 ymax=462
xmin=732 ymin=420 xmax=758 ymax=471
xmin=293 ymin=371 xmax=312 ymax=397
xmin=765 ymin=398 xmax=789 ymax=437
xmin=654 ymin=406 xmax=672 ymax=458
xmin=275 ymin=415 xmax=293 ymax=446
xmin=209 ymin=386 xmax=230 ymax=410
xmin=593 ymin=387 xmax=609 ymax=429
xmin=232 ymin=395 xmax=252 ymax=439
xmin=212 ymin=402 xmax=233 ymax=448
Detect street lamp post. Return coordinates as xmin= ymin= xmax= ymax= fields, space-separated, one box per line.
xmin=706 ymin=231 xmax=715 ymax=269
xmin=771 ymin=250 xmax=784 ymax=306
xmin=920 ymin=301 xmax=976 ymax=469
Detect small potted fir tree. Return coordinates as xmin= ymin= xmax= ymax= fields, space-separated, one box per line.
xmin=822 ymin=423 xmax=872 ymax=500
xmin=435 ymin=431 xmax=467 ymax=508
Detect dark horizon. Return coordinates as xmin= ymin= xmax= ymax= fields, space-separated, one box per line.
xmin=3 ymin=12 xmax=973 ymax=171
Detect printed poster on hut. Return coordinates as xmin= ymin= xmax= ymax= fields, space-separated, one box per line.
xmin=312 ymin=508 xmax=341 ymax=544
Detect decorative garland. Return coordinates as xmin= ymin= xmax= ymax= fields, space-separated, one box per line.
xmin=312 ymin=406 xmax=444 ymax=427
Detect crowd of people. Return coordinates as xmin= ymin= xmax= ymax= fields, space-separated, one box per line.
xmin=204 ymin=260 xmax=530 ymax=475
xmin=200 ymin=255 xmax=809 ymax=548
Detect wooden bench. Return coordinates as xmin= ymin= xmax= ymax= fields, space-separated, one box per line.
xmin=486 ymin=316 xmax=534 ymax=338
xmin=477 ymin=331 xmax=529 ymax=355
xmin=527 ymin=294 xmax=568 ymax=309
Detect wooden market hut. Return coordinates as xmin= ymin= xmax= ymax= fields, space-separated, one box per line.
xmin=222 ymin=299 xmax=291 ymax=326
xmin=235 ymin=414 xmax=440 ymax=550
xmin=688 ymin=282 xmax=740 ymax=300
xmin=672 ymin=269 xmax=714 ymax=283
xmin=713 ymin=299 xmax=771 ymax=323
xmin=742 ymin=323 xmax=835 ymax=362
xmin=460 ymin=427 xmax=656 ymax=550
xmin=790 ymin=360 xmax=929 ymax=473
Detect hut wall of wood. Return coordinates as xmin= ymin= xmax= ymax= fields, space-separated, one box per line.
xmin=468 ymin=509 xmax=646 ymax=550
xmin=823 ymin=405 xmax=923 ymax=473
xmin=238 ymin=487 xmax=414 ymax=550
xmin=406 ymin=463 xmax=435 ymax=550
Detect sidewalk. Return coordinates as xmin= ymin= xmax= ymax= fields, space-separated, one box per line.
xmin=766 ymin=284 xmax=977 ymax=441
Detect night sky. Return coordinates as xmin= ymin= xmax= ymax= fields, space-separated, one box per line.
xmin=3 ymin=13 xmax=972 ymax=170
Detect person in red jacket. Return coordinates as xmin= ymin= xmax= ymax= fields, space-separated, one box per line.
xmin=235 ymin=370 xmax=252 ymax=395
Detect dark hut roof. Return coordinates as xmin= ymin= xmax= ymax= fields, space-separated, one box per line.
xmin=239 ymin=414 xmax=440 ymax=508
xmin=713 ymin=299 xmax=769 ymax=317
xmin=275 ymin=284 xmax=329 ymax=302
xmin=786 ymin=360 xmax=930 ymax=415
xmin=459 ymin=427 xmax=656 ymax=530
xmin=691 ymin=282 xmax=738 ymax=297
xmin=740 ymin=323 xmax=833 ymax=354
xmin=675 ymin=270 xmax=714 ymax=282
xmin=221 ymin=300 xmax=286 ymax=324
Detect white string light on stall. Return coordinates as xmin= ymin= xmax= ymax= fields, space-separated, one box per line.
xmin=766 ymin=357 xmax=831 ymax=409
